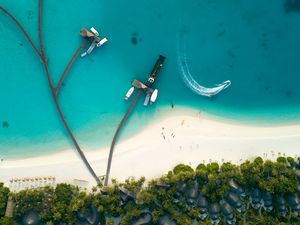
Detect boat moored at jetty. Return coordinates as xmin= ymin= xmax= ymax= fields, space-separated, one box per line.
xmin=124 ymin=55 xmax=165 ymax=106
xmin=125 ymin=87 xmax=135 ymax=100
xmin=150 ymin=89 xmax=158 ymax=104
xmin=80 ymin=27 xmax=108 ymax=57
xmin=144 ymin=92 xmax=151 ymax=106
xmin=105 ymin=55 xmax=166 ymax=186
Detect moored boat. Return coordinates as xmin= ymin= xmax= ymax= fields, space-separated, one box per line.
xmin=150 ymin=89 xmax=158 ymax=104
xmin=144 ymin=93 xmax=151 ymax=106
xmin=125 ymin=87 xmax=135 ymax=100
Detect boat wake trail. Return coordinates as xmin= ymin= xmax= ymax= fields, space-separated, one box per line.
xmin=177 ymin=36 xmax=231 ymax=97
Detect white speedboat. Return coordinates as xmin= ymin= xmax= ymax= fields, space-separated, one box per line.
xmin=80 ymin=27 xmax=108 ymax=57
xmin=86 ymin=41 xmax=96 ymax=54
xmin=97 ymin=37 xmax=108 ymax=47
xmin=144 ymin=93 xmax=151 ymax=106
xmin=90 ymin=27 xmax=99 ymax=36
xmin=150 ymin=89 xmax=158 ymax=104
xmin=125 ymin=87 xmax=134 ymax=100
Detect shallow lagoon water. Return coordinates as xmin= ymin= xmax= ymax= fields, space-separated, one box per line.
xmin=1 ymin=0 xmax=300 ymax=158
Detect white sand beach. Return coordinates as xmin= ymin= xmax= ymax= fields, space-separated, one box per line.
xmin=1 ymin=107 xmax=300 ymax=188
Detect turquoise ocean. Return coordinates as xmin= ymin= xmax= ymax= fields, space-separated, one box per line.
xmin=1 ymin=0 xmax=300 ymax=159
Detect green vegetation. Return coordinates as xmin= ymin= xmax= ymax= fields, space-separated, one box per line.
xmin=0 ymin=183 xmax=9 ymax=217
xmin=0 ymin=216 xmax=12 ymax=225
xmin=1 ymin=157 xmax=300 ymax=224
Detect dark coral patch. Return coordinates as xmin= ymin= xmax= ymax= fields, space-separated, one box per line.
xmin=131 ymin=36 xmax=138 ymax=45
xmin=227 ymin=50 xmax=236 ymax=58
xmin=285 ymin=90 xmax=292 ymax=97
xmin=217 ymin=28 xmax=227 ymax=37
xmin=285 ymin=0 xmax=300 ymax=13
xmin=131 ymin=32 xmax=140 ymax=45
xmin=2 ymin=121 xmax=9 ymax=128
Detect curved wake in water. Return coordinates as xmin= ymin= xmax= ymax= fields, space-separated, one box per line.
xmin=177 ymin=36 xmax=231 ymax=97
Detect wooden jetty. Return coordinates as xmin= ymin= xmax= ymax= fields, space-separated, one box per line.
xmin=104 ymin=55 xmax=166 ymax=186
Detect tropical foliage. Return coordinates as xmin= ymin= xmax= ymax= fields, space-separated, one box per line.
xmin=1 ymin=157 xmax=300 ymax=225
xmin=0 ymin=183 xmax=9 ymax=217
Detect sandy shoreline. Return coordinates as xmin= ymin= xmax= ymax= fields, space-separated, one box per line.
xmin=1 ymin=107 xmax=300 ymax=188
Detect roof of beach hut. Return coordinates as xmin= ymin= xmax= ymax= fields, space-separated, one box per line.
xmin=187 ymin=182 xmax=199 ymax=205
xmin=197 ymin=194 xmax=208 ymax=209
xmin=155 ymin=183 xmax=171 ymax=190
xmin=295 ymin=170 xmax=300 ymax=181
xmin=187 ymin=182 xmax=199 ymax=199
xmin=276 ymin=196 xmax=287 ymax=213
xmin=226 ymin=192 xmax=242 ymax=209
xmin=75 ymin=205 xmax=100 ymax=225
xmin=262 ymin=192 xmax=273 ymax=206
xmin=119 ymin=188 xmax=135 ymax=203
xmin=297 ymin=184 xmax=300 ymax=195
xmin=176 ymin=182 xmax=187 ymax=193
xmin=220 ymin=202 xmax=234 ymax=218
xmin=287 ymin=194 xmax=300 ymax=211
xmin=157 ymin=215 xmax=177 ymax=225
xmin=249 ymin=189 xmax=262 ymax=204
xmin=228 ymin=179 xmax=244 ymax=196
xmin=209 ymin=203 xmax=221 ymax=220
xmin=131 ymin=212 xmax=152 ymax=225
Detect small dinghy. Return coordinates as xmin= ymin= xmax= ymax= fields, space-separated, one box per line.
xmin=124 ymin=87 xmax=135 ymax=100
xmin=144 ymin=93 xmax=151 ymax=106
xmin=80 ymin=27 xmax=108 ymax=57
xmin=150 ymin=89 xmax=158 ymax=104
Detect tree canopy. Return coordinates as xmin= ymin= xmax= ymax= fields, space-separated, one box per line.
xmin=1 ymin=156 xmax=300 ymax=225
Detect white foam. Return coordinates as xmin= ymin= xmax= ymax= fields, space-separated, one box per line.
xmin=177 ymin=34 xmax=231 ymax=97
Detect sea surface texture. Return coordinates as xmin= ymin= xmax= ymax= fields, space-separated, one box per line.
xmin=1 ymin=0 xmax=300 ymax=158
